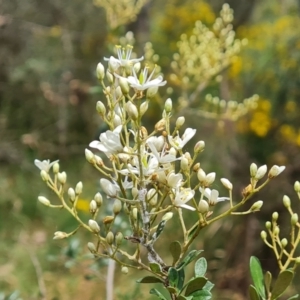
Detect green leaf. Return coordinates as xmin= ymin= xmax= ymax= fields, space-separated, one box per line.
xmin=178 ymin=296 xmax=193 ymax=300
xmin=177 ymin=250 xmax=203 ymax=270
xmin=249 ymin=285 xmax=260 ymax=300
xmin=152 ymin=220 xmax=166 ymax=242
xmin=250 ymin=256 xmax=266 ymax=298
xmin=168 ymin=267 xmax=179 ymax=288
xmin=149 ymin=288 xmax=167 ymax=300
xmin=189 ymin=289 xmax=212 ymax=300
xmin=137 ymin=276 xmax=164 ymax=284
xmin=195 ymin=257 xmax=207 ymax=277
xmin=271 ymin=270 xmax=294 ymax=299
xmin=287 ymin=294 xmax=299 ymax=300
xmin=167 ymin=286 xmax=177 ymax=294
xmin=177 ymin=268 xmax=185 ymax=291
xmin=185 ymin=277 xmax=208 ymax=296
xmin=150 ymin=262 xmax=162 ymax=274
xmin=202 ymin=281 xmax=214 ymax=292
xmin=170 ymin=241 xmax=182 ymax=265
xmin=264 ymin=271 xmax=272 ymax=296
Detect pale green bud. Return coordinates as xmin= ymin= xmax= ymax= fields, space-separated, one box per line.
xmin=125 ymin=101 xmax=138 ymax=121
xmin=198 ymin=200 xmax=209 ymax=214
xmin=265 ymin=221 xmax=271 ymax=229
xmin=250 ymin=163 xmax=258 ymax=177
xmin=147 ymin=188 xmax=157 ymax=206
xmin=205 ymin=172 xmax=216 ymax=186
xmin=197 ymin=169 xmax=206 ymax=182
xmin=106 ymin=70 xmax=113 ymax=83
xmin=38 ymin=196 xmax=50 ymax=206
xmin=57 ymin=172 xmax=67 ymax=184
xmin=88 ymin=220 xmax=100 ymax=233
xmin=180 ymin=157 xmax=189 ymax=171
xmin=119 ymin=77 xmax=129 ymax=94
xmin=87 ymin=242 xmax=97 ymax=253
xmin=132 ymin=207 xmax=138 ymax=220
xmin=169 ymin=147 xmax=177 ymax=157
xmin=85 ymin=149 xmax=95 ymax=163
xmin=89 ymin=200 xmax=97 ymax=214
xmin=291 ymin=213 xmax=298 ymax=226
xmin=255 ymin=165 xmax=267 ymax=180
xmin=96 ymin=101 xmax=106 ymax=116
xmin=53 ymin=162 xmax=60 ymax=174
xmin=260 ymin=230 xmax=267 ymax=240
xmin=296 ymin=257 xmax=300 ymax=264
xmin=268 ymin=165 xmax=285 ymax=178
xmin=106 ymin=231 xmax=114 ymax=245
xmin=140 ymin=101 xmax=149 ymax=116
xmin=274 ymin=226 xmax=280 ymax=236
xmin=115 ymin=232 xmax=123 ymax=246
xmin=220 ymin=178 xmax=233 ymax=190
xmin=162 ymin=212 xmax=173 ymax=222
xmin=281 ymin=238 xmax=288 ymax=248
xmin=53 ymin=231 xmax=68 ymax=240
xmin=176 ymin=116 xmax=185 ymax=128
xmin=250 ymin=200 xmax=263 ymax=212
xmin=95 ymin=155 xmax=103 ymax=167
xmin=94 ymin=192 xmax=103 ymax=207
xmin=68 ymin=188 xmax=76 ymax=202
xmin=121 ymin=266 xmax=129 ymax=274
xmin=164 ymin=98 xmax=172 ymax=113
xmin=133 ymin=62 xmax=141 ymax=73
xmin=272 ymin=212 xmax=279 ymax=221
xmin=40 ymin=170 xmax=49 ymax=181
xmin=75 ymin=181 xmax=83 ymax=195
xmin=146 ymin=86 xmax=158 ymax=98
xmin=115 ymin=86 xmax=123 ymax=99
xmin=283 ymin=195 xmax=291 ymax=208
xmin=194 ymin=141 xmax=205 ymax=153
xmin=294 ymin=181 xmax=300 ymax=192
xmin=96 ymin=63 xmax=105 ymax=80
xmin=113 ymin=199 xmax=122 ymax=215
xmin=132 ymin=187 xmax=138 ymax=199
xmin=193 ymin=163 xmax=200 ymax=172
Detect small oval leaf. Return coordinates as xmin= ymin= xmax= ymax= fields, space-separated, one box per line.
xmin=137 ymin=276 xmax=164 ymax=284
xmin=271 ymin=270 xmax=294 ymax=299
xmin=150 ymin=262 xmax=162 ymax=274
xmin=249 ymin=285 xmax=260 ymax=300
xmin=170 ymin=241 xmax=182 ymax=265
xmin=195 ymin=257 xmax=207 ymax=277
xmin=177 ymin=250 xmax=203 ymax=270
xmin=168 ymin=267 xmax=179 ymax=288
xmin=264 ymin=271 xmax=272 ymax=295
xmin=185 ymin=277 xmax=208 ymax=296
xmin=250 ymin=256 xmax=266 ymax=298
xmin=149 ymin=288 xmax=167 ymax=300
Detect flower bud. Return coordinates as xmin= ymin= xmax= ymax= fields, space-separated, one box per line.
xmin=260 ymin=231 xmax=267 ymax=240
xmin=133 ymin=62 xmax=141 ymax=73
xmin=164 ymin=98 xmax=172 ymax=113
xmin=96 ymin=101 xmax=106 ymax=116
xmin=96 ymin=63 xmax=105 ymax=80
xmin=125 ymin=101 xmax=138 ymax=121
xmin=94 ymin=192 xmax=103 ymax=207
xmin=250 ymin=200 xmax=263 ymax=212
xmin=132 ymin=187 xmax=138 ymax=199
xmin=220 ymin=178 xmax=233 ymax=190
xmin=296 ymin=257 xmax=300 ymax=264
xmin=53 ymin=231 xmax=68 ymax=240
xmin=155 ymin=119 xmax=166 ymax=132
xmin=106 ymin=231 xmax=114 ymax=245
xmin=95 ymin=155 xmax=104 ymax=167
xmin=68 ymin=188 xmax=76 ymax=202
xmin=140 ymin=101 xmax=149 ymax=116
xmin=176 ymin=116 xmax=185 ymax=128
xmin=87 ymin=242 xmax=97 ymax=253
xmin=100 ymin=178 xmax=118 ymax=197
xmin=146 ymin=86 xmax=158 ymax=98
xmin=115 ymin=232 xmax=123 ymax=246
xmin=169 ymin=147 xmax=177 ymax=157
xmin=115 ymin=86 xmax=123 ymax=99
xmin=119 ymin=77 xmax=130 ymax=95
xmin=281 ymin=238 xmax=288 ymax=248
xmin=121 ymin=266 xmax=129 ymax=274
xmin=106 ymin=70 xmax=113 ymax=83
xmin=255 ymin=165 xmax=267 ymax=180
xmin=162 ymin=212 xmax=173 ymax=222
xmin=40 ymin=170 xmax=49 ymax=181
xmin=272 ymin=212 xmax=279 ymax=221
xmin=180 ymin=157 xmax=189 ymax=171
xmin=294 ymin=181 xmax=300 ymax=193
xmin=283 ymin=195 xmax=291 ymax=208
xmin=113 ymin=199 xmax=122 ymax=215
xmin=194 ymin=141 xmax=205 ymax=153
xmin=38 ymin=196 xmax=50 ymax=206
xmin=274 ymin=226 xmax=280 ymax=236
xmin=268 ymin=165 xmax=285 ymax=178
xmin=103 ymin=216 xmax=114 ymax=224
xmin=193 ymin=163 xmax=200 ymax=172
xmin=88 ymin=220 xmax=100 ymax=233
xmin=75 ymin=181 xmax=83 ymax=195
xmin=197 ymin=169 xmax=206 ymax=182
xmin=198 ymin=200 xmax=209 ymax=214
xmin=85 ymin=149 xmax=95 ymax=163
xmin=265 ymin=221 xmax=271 ymax=229
xmin=57 ymin=172 xmax=67 ymax=184
xmin=89 ymin=200 xmax=97 ymax=214
xmin=53 ymin=162 xmax=60 ymax=174
xmin=132 ymin=207 xmax=138 ymax=220
xmin=291 ymin=213 xmax=298 ymax=226
xmin=205 ymin=172 xmax=216 ymax=186
xmin=250 ymin=163 xmax=257 ymax=177
xmin=147 ymin=188 xmax=157 ymax=206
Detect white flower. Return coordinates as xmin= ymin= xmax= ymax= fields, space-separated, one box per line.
xmin=173 ymin=188 xmax=195 ymax=211
xmin=34 ymin=159 xmax=59 ymax=172
xmin=104 ymin=45 xmax=144 ymax=68
xmin=268 ymin=165 xmax=285 ymax=178
xmin=167 ymin=172 xmax=183 ymax=189
xmin=255 ymin=165 xmax=267 ymax=180
xmin=147 ymin=141 xmax=178 ymax=164
xmin=200 ymin=188 xmax=229 ymax=206
xmin=115 ymin=66 xmax=166 ymax=91
xmin=89 ymin=125 xmax=123 ymax=157
xmin=100 ymin=178 xmax=119 ymax=198
xmin=147 ymin=136 xmax=165 ymax=152
xmin=168 ymin=128 xmax=196 ymax=150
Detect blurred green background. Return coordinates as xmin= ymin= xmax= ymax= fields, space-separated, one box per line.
xmin=1 ymin=0 xmax=300 ymax=299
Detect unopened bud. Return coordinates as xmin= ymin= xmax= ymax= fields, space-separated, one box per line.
xmin=121 ymin=266 xmax=129 ymax=274
xmin=198 ymin=200 xmax=209 ymax=214
xmin=106 ymin=231 xmax=114 ymax=245
xmin=106 ymin=70 xmax=113 ymax=83
xmin=57 ymin=172 xmax=67 ymax=184
xmin=53 ymin=231 xmax=68 ymax=240
xmin=164 ymin=98 xmax=172 ymax=113
xmin=180 ymin=157 xmax=189 ymax=171
xmin=205 ymin=172 xmax=216 ymax=186
xmin=274 ymin=226 xmax=280 ymax=236
xmin=132 ymin=207 xmax=138 ymax=220
xmin=268 ymin=165 xmax=285 ymax=178
xmin=115 ymin=232 xmax=123 ymax=246
xmin=96 ymin=101 xmax=106 ymax=116
xmin=147 ymin=188 xmax=157 ymax=206
xmin=255 ymin=165 xmax=267 ymax=180
xmin=250 ymin=200 xmax=263 ymax=212
xmin=119 ymin=77 xmax=130 ymax=94
xmin=95 ymin=192 xmax=103 ymax=207
xmin=87 ymin=242 xmax=97 ymax=253
xmin=220 ymin=178 xmax=233 ymax=190
xmin=296 ymin=257 xmax=300 ymax=264
xmin=100 ymin=178 xmax=118 ymax=197
xmin=291 ymin=213 xmax=298 ymax=226
xmin=194 ymin=141 xmax=205 ymax=153
xmin=125 ymin=101 xmax=138 ymax=121
xmin=96 ymin=63 xmax=105 ymax=80
xmin=155 ymin=119 xmax=166 ymax=131
xmin=40 ymin=170 xmax=49 ymax=181
xmin=146 ymin=86 xmax=158 ymax=98
xmin=281 ymin=238 xmax=288 ymax=248
xmin=103 ymin=216 xmax=114 ymax=224
xmin=272 ymin=212 xmax=279 ymax=221
xmin=260 ymin=231 xmax=267 ymax=240
xmin=294 ymin=181 xmax=300 ymax=193
xmin=132 ymin=187 xmax=138 ymax=199
xmin=85 ymin=149 xmax=95 ymax=163
xmin=283 ymin=195 xmax=291 ymax=208
xmin=53 ymin=162 xmax=60 ymax=174
xmin=250 ymin=163 xmax=258 ymax=177
xmin=115 ymin=86 xmax=123 ymax=99
xmin=176 ymin=117 xmax=185 ymax=128
xmin=265 ymin=221 xmax=271 ymax=229
xmin=68 ymin=188 xmax=76 ymax=202
xmin=140 ymin=101 xmax=149 ymax=116
xmin=95 ymin=155 xmax=104 ymax=167
xmin=139 ymin=126 xmax=148 ymax=140
xmin=197 ymin=169 xmax=206 ymax=182
xmin=193 ymin=163 xmax=200 ymax=172
xmin=133 ymin=62 xmax=141 ymax=73
xmin=88 ymin=220 xmax=100 ymax=233
xmin=113 ymin=199 xmax=122 ymax=215
xmin=38 ymin=196 xmax=50 ymax=206
xmin=90 ymin=200 xmax=97 ymax=214
xmin=162 ymin=212 xmax=173 ymax=222
xmin=75 ymin=181 xmax=83 ymax=195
